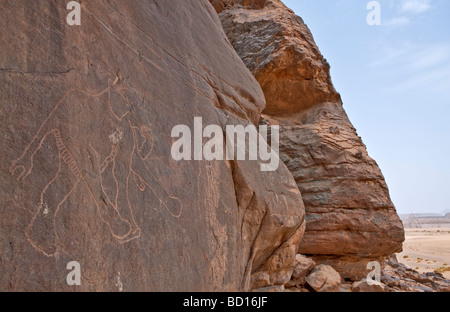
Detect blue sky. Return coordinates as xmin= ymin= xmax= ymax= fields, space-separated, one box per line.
xmin=282 ymin=0 xmax=450 ymax=214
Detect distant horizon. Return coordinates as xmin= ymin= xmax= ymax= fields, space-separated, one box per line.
xmin=399 ymin=209 xmax=450 ymax=216
xmin=283 ymin=0 xmax=450 ymax=215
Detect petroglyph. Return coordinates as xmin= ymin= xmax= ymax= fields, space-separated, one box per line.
xmin=116 ymin=272 xmax=124 ymax=292
xmin=10 ymin=77 xmax=182 ymax=257
xmin=108 ymin=128 xmax=124 ymax=146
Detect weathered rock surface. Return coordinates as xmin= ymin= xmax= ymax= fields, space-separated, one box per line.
xmin=252 ymin=285 xmax=285 ymax=292
xmin=352 ymin=280 xmax=386 ymax=292
xmin=305 ymin=264 xmax=341 ymax=292
xmin=249 ymin=221 xmax=305 ymax=289
xmin=0 ymin=0 xmax=305 ymax=291
xmin=213 ymin=0 xmax=405 ymax=280
xmin=292 ymin=254 xmax=315 ymax=281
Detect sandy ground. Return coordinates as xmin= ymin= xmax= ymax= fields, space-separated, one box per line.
xmin=397 ymin=228 xmax=450 ymax=279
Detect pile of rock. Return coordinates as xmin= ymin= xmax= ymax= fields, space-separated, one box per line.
xmin=251 ymin=254 xmax=341 ymax=292
xmin=283 ymin=254 xmax=342 ymax=292
xmin=379 ymin=256 xmax=450 ymax=292
xmin=253 ymin=254 xmax=450 ymax=292
xmin=210 ymin=0 xmax=450 ymax=293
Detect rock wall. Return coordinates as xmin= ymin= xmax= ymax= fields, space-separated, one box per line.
xmin=213 ymin=0 xmax=405 ymax=280
xmin=0 ymin=0 xmax=304 ymax=291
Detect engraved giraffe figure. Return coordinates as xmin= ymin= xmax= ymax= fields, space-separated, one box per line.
xmin=10 ymin=78 xmax=182 ymax=257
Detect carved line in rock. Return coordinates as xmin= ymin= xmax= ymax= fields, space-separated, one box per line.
xmin=83 ymin=2 xmax=259 ymax=122
xmin=9 ymin=77 xmax=182 ymax=257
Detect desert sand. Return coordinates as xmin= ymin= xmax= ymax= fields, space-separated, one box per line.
xmin=397 ymin=228 xmax=450 ymax=279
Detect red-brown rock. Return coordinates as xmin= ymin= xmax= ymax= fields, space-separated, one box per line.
xmin=0 ymin=0 xmax=304 ymax=291
xmin=213 ymin=0 xmax=405 ymax=280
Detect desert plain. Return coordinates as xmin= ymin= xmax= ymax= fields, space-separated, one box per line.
xmin=397 ymin=228 xmax=450 ymax=279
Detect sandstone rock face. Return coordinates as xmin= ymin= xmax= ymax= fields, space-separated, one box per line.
xmin=218 ymin=0 xmax=341 ymax=115
xmin=265 ymin=107 xmax=404 ymax=279
xmin=214 ymin=0 xmax=405 ymax=280
xmin=210 ymin=0 xmax=267 ymax=13
xmin=249 ymin=221 xmax=305 ymax=289
xmin=0 ymin=0 xmax=304 ymax=291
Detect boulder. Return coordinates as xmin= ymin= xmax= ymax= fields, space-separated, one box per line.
xmin=292 ymin=254 xmax=315 ymax=280
xmin=305 ymin=264 xmax=341 ymax=292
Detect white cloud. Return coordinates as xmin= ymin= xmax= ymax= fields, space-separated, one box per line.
xmin=370 ymin=42 xmax=450 ymax=94
xmin=382 ymin=0 xmax=433 ymax=28
xmin=409 ymin=44 xmax=450 ymax=70
xmin=400 ymin=0 xmax=432 ymax=14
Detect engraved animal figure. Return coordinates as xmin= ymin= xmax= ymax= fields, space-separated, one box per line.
xmin=10 ymin=78 xmax=182 ymax=257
